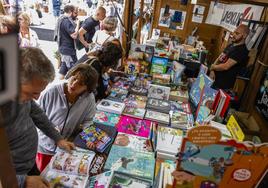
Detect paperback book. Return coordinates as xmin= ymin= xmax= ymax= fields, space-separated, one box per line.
xmin=169 ymin=88 xmax=189 ymax=102
xmin=96 ymin=99 xmax=125 ymax=114
xmin=104 ymin=145 xmax=155 ymax=181
xmin=170 ymin=101 xmax=192 ymax=114
xmin=134 ymin=74 xmax=152 ymax=89
xmin=116 ymin=115 xmax=152 ymax=138
xmin=88 ymin=171 xmax=113 ymax=188
xmin=114 ymin=132 xmax=153 ymax=152
xmin=170 ymin=111 xmax=190 ymax=129
xmin=122 ymin=106 xmax=146 ymax=119
xmin=148 ymin=84 xmax=171 ymax=100
xmin=129 ymin=86 xmax=148 ymax=96
xmin=125 ymin=59 xmax=140 ymax=75
xmin=150 ymin=56 xmax=168 ymax=74
xmin=152 ymin=73 xmax=171 ymax=85
xmin=42 ymin=148 xmax=95 ymax=188
xmin=146 ymin=98 xmax=171 ymax=114
xmin=93 ymin=111 xmax=120 ymax=127
xmin=124 ymin=94 xmax=147 ymax=109
xmin=89 ymin=153 xmax=108 ymax=176
xmin=109 ymin=172 xmax=152 ymax=188
xmin=145 ymin=110 xmax=170 ymax=125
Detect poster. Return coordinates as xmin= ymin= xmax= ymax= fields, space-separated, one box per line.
xmin=192 ymin=14 xmax=203 ymax=23
xmin=205 ymin=1 xmax=226 ymax=26
xmin=158 ymin=8 xmax=186 ymax=30
xmin=193 ymin=5 xmax=205 ymax=14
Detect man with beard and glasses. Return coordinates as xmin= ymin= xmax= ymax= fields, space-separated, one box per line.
xmin=58 ymin=5 xmax=80 ymax=79
xmin=209 ymin=24 xmax=250 ymax=90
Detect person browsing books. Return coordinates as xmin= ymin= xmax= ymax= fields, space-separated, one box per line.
xmin=4 ymin=47 xmax=75 ymax=188
xmin=209 ymin=24 xmax=249 ymax=90
xmin=76 ymin=39 xmax=123 ymax=101
xmin=36 ymin=63 xmax=99 ymax=172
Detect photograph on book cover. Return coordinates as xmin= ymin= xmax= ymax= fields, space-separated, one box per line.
xmin=93 ymin=111 xmax=120 ymax=127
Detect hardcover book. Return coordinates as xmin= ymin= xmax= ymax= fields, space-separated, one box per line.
xmin=122 ymin=106 xmax=146 ymax=119
xmin=93 ymin=111 xmax=120 ymax=127
xmin=114 ymin=133 xmax=153 ymax=152
xmin=41 ymin=149 xmax=95 ymax=188
xmin=150 ymin=56 xmax=168 ymax=74
xmin=88 ymin=171 xmax=113 ymax=188
xmin=146 ymin=98 xmax=171 ymax=114
xmin=145 ymin=110 xmax=170 ymax=125
xmin=148 ymin=84 xmax=171 ymax=100
xmin=104 ymin=145 xmax=155 ymax=181
xmin=116 ymin=115 xmax=152 ymax=138
xmin=109 ymin=172 xmax=152 ymax=188
xmin=96 ymin=99 xmax=125 ymax=114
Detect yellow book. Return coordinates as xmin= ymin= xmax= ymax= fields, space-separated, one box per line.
xmin=226 ymin=115 xmax=245 ymax=141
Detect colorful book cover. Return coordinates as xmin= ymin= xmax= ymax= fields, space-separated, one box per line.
xmin=113 ymin=79 xmax=133 ymax=90
xmin=109 ymin=172 xmax=152 ymax=188
xmin=124 ymin=94 xmax=147 ymax=109
xmin=79 ymin=125 xmax=112 ymax=153
xmin=129 ymin=86 xmax=148 ymax=96
xmin=170 ymin=101 xmax=191 ymax=114
xmin=169 ymin=89 xmax=189 ymax=102
xmin=125 ymin=59 xmax=140 ymax=75
xmin=114 ymin=133 xmax=153 ymax=152
xmin=89 ymin=153 xmax=108 ymax=176
xmin=96 ymin=99 xmax=125 ymax=114
xmin=116 ymin=115 xmax=152 ymax=138
xmin=104 ymin=145 xmax=155 ymax=181
xmin=148 ymin=84 xmax=171 ymax=100
xmin=152 ymin=73 xmax=171 ymax=85
xmin=150 ymin=56 xmax=168 ymax=74
xmin=88 ymin=171 xmax=113 ymax=188
xmin=134 ymin=74 xmax=152 ymax=89
xmin=110 ymin=87 xmax=129 ymax=95
xmin=146 ymin=98 xmax=171 ymax=114
xmin=226 ymin=115 xmax=245 ymax=141
xmin=122 ymin=106 xmax=146 ymax=119
xmin=171 ymin=111 xmax=188 ymax=125
xmin=107 ymin=92 xmax=128 ymax=102
xmin=145 ymin=110 xmax=170 ymax=125
xmin=190 ymin=73 xmax=214 ymax=107
xmin=93 ymin=111 xmax=120 ymax=127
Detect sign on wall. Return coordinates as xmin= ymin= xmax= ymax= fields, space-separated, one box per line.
xmin=206 ymin=1 xmax=264 ymax=32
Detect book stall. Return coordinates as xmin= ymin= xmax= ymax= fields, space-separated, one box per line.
xmin=40 ymin=40 xmax=268 ymax=188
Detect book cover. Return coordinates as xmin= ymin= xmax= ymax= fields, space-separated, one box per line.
xmin=88 ymin=171 xmax=113 ymax=188
xmin=156 ymin=126 xmax=183 ymax=156
xmin=93 ymin=111 xmax=120 ymax=127
xmin=104 ymin=145 xmax=155 ymax=181
xmin=78 ymin=125 xmax=112 ymax=153
xmin=124 ymin=94 xmax=147 ymax=109
xmin=226 ymin=115 xmax=245 ymax=141
xmin=109 ymin=172 xmax=152 ymax=188
xmin=116 ymin=116 xmax=152 ymax=138
xmin=152 ymin=73 xmax=171 ymax=85
xmin=89 ymin=153 xmax=108 ymax=176
xmin=169 ymin=88 xmax=189 ymax=102
xmin=134 ymin=74 xmax=152 ymax=89
xmin=190 ymin=73 xmax=214 ymax=107
xmin=114 ymin=133 xmax=153 ymax=152
xmin=170 ymin=101 xmax=192 ymax=114
xmin=96 ymin=99 xmax=125 ymax=114
xmin=148 ymin=84 xmax=171 ymax=100
xmin=170 ymin=111 xmax=189 ymax=129
xmin=125 ymin=59 xmax=141 ymax=75
xmin=122 ymin=106 xmax=146 ymax=119
xmin=107 ymin=92 xmax=128 ymax=102
xmin=145 ymin=110 xmax=170 ymax=125
xmin=146 ymin=98 xmax=171 ymax=114
xmin=129 ymin=86 xmax=148 ymax=96
xmin=113 ymin=78 xmax=133 ymax=90
xmin=150 ymin=56 xmax=168 ymax=74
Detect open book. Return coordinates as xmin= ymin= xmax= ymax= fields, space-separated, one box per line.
xmin=41 ymin=148 xmax=96 ymax=188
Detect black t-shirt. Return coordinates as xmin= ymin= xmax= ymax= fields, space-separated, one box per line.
xmin=81 ymin=17 xmax=99 ymax=43
xmin=59 ymin=17 xmax=76 ymax=55
xmin=214 ymin=43 xmax=249 ymax=89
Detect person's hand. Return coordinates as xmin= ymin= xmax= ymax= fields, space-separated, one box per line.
xmin=209 ymin=70 xmax=215 ymax=80
xmin=25 ymin=176 xmax=49 ymax=188
xmin=56 ymin=139 xmax=75 ymax=153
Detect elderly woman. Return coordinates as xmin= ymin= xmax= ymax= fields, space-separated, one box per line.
xmin=36 ymin=63 xmax=99 ymax=172
xmin=17 ymin=12 xmax=39 ymax=47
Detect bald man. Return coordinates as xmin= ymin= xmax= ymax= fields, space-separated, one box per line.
xmin=210 ymin=24 xmax=250 ymax=89
xmin=78 ymin=6 xmax=106 ymax=52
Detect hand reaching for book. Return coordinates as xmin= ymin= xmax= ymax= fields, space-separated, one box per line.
xmin=57 ymin=139 xmax=75 ymax=153
xmin=25 ymin=176 xmax=49 ymax=188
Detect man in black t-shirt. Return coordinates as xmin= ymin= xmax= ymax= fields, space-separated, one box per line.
xmin=78 ymin=6 xmax=106 ymax=52
xmin=210 ymin=25 xmax=250 ymax=90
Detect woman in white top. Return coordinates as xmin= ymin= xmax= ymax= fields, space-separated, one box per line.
xmin=91 ymin=16 xmax=118 ymax=51
xmin=18 ymin=12 xmax=39 ymax=48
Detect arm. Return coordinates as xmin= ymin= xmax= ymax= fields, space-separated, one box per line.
xmin=210 ymin=58 xmax=237 ymax=71
xmin=81 ymin=94 xmax=96 ymax=128
xmin=78 ymin=27 xmax=89 ymax=48
xmin=70 ymin=20 xmax=80 ymax=39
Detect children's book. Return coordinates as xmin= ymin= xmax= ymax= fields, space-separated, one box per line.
xmin=41 ymin=148 xmax=95 ymax=188
xmin=170 ymin=101 xmax=192 ymax=114
xmin=150 ymin=56 xmax=168 ymax=74
xmin=210 ymin=121 xmax=232 ymax=140
xmin=190 ymin=72 xmax=214 ymax=107
xmin=89 ymin=153 xmax=108 ymax=176
xmin=107 ymin=91 xmax=128 ymax=102
xmin=113 ymin=78 xmax=133 ymax=90
xmin=152 ymin=73 xmax=171 ymax=85
xmin=104 ymin=145 xmax=155 ymax=181
xmin=124 ymin=94 xmax=147 ymax=109
xmin=170 ymin=111 xmax=189 ymax=129
xmin=88 ymin=171 xmax=113 ymax=188
xmin=116 ymin=116 xmax=152 ymax=138
xmin=125 ymin=59 xmax=140 ymax=75
xmin=134 ymin=74 xmax=152 ymax=89
xmin=109 ymin=172 xmax=152 ymax=188
xmin=93 ymin=111 xmax=120 ymax=127
xmin=122 ymin=106 xmax=146 ymax=119
xmin=175 ymin=129 xmax=268 ymax=188
xmin=129 ymin=86 xmax=148 ymax=96
xmin=156 ymin=126 xmax=183 ymax=156
xmin=169 ymin=88 xmax=189 ymax=102
xmin=74 ymin=123 xmax=117 ymax=154
xmin=145 ymin=110 xmax=170 ymax=125
xmin=148 ymin=84 xmax=171 ymax=100
xmin=77 ymin=125 xmax=112 ymax=153
xmin=97 ymin=99 xmax=125 ymax=114
xmin=146 ymin=98 xmax=171 ymax=114
xmin=212 ymin=89 xmax=231 ymax=118
xmin=114 ymin=133 xmax=153 ymax=152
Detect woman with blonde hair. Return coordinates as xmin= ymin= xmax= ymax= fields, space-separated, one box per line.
xmin=17 ymin=12 xmax=39 ymax=47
